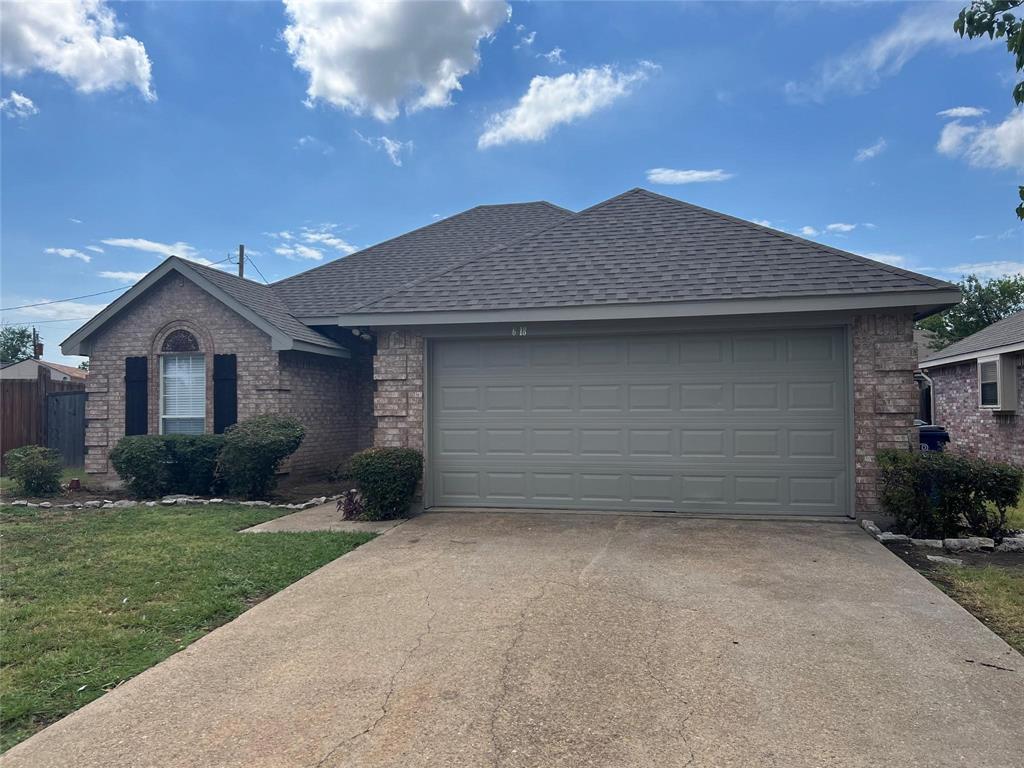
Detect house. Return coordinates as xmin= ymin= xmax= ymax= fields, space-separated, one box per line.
xmin=0 ymin=358 xmax=88 ymax=382
xmin=62 ymin=189 xmax=959 ymax=517
xmin=920 ymin=310 xmax=1024 ymax=466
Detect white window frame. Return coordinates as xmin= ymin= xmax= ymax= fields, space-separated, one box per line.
xmin=977 ymin=354 xmax=1017 ymax=413
xmin=160 ymin=353 xmax=207 ymax=434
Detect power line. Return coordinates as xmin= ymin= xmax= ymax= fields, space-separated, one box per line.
xmin=0 ymin=286 xmax=130 ymax=313
xmin=245 ymin=252 xmax=269 ymax=284
xmin=0 ymin=255 xmax=239 ymax=314
xmin=1 ymin=317 xmax=92 ymax=326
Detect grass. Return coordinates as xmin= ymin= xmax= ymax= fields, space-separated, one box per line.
xmin=0 ymin=504 xmax=374 ymax=753
xmin=931 ymin=564 xmax=1024 ymax=655
xmin=1005 ymin=494 xmax=1024 ymax=532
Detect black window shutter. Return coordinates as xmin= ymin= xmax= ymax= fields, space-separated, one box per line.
xmin=125 ymin=357 xmax=148 ymax=435
xmin=213 ymin=354 xmax=237 ymax=434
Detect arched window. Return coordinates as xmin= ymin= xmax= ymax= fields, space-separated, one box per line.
xmin=161 ymin=329 xmax=200 ymax=353
xmin=160 ymin=329 xmax=204 ymax=434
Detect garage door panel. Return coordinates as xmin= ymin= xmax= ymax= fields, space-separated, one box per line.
xmin=430 ymin=329 xmax=849 ymax=515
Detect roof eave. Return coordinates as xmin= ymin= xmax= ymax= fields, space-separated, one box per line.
xmin=62 ymin=258 xmax=348 ymax=359
xmin=921 ymin=341 xmax=1024 ymax=369
xmin=316 ymin=288 xmax=962 ymax=328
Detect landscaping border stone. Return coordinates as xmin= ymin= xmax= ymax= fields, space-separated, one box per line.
xmin=861 ymin=520 xmax=1021 ymax=556
xmin=6 ymin=494 xmax=340 ymax=513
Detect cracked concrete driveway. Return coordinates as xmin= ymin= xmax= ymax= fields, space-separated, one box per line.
xmin=5 ymin=512 xmax=1022 ymax=768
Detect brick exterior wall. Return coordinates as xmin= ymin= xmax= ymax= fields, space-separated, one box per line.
xmin=371 ymin=328 xmax=425 ymax=449
xmin=851 ymin=311 xmax=918 ymax=516
xmin=84 ymin=273 xmax=371 ymax=484
xmin=930 ymin=354 xmax=1024 ymax=467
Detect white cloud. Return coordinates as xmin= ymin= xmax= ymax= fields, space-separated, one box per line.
xmin=85 ymin=245 xmax=104 ymax=253
xmin=800 ymin=226 xmax=820 ymax=237
xmin=270 ymin=224 xmax=357 ymax=261
xmin=514 ymin=29 xmax=536 ymax=49
xmin=282 ymin=0 xmax=509 ymax=122
xmin=479 ymin=63 xmax=653 ymax=148
xmin=937 ymin=109 xmax=1024 ymax=170
xmin=861 ymin=252 xmax=907 ymax=267
xmin=784 ymin=6 xmax=957 ymax=102
xmin=1 ymin=0 xmax=154 ymax=99
xmin=100 ymin=237 xmax=198 ymax=259
xmin=826 ymin=222 xmax=857 ymax=233
xmin=646 ymin=168 xmax=734 ymax=185
xmin=69 ymin=217 xmax=83 ymax=224
xmin=541 ymin=47 xmax=565 ymax=65
xmin=0 ymin=90 xmax=38 ymax=119
xmin=355 ymin=131 xmax=413 ymax=166
xmin=274 ymin=244 xmax=323 ymax=261
xmin=938 ymin=106 xmax=987 ymax=118
xmin=98 ymin=270 xmax=146 ymax=282
xmin=855 ymin=137 xmax=887 ymax=162
xmin=296 ymin=135 xmax=335 ymax=155
xmin=13 ymin=299 xmax=108 ymax=322
xmin=44 ymin=247 xmax=90 ymax=263
xmin=752 ymin=219 xmax=772 ymax=228
xmin=947 ymin=260 xmax=1024 ymax=278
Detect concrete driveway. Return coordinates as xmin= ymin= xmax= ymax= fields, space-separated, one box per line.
xmin=5 ymin=512 xmax=1022 ymax=768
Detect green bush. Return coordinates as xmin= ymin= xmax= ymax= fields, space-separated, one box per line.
xmin=4 ymin=445 xmax=62 ymax=496
xmin=163 ymin=435 xmax=225 ymax=496
xmin=110 ymin=436 xmax=168 ymax=498
xmin=878 ymin=449 xmax=1023 ymax=539
xmin=346 ymin=447 xmax=423 ymax=520
xmin=109 ymin=435 xmax=225 ymax=498
xmin=216 ymin=415 xmax=305 ymax=498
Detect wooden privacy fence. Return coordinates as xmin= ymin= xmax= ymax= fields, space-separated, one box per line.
xmin=1 ymin=369 xmax=86 ymax=471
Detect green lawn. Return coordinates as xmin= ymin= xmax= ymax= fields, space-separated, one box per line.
xmin=932 ymin=564 xmax=1024 ymax=655
xmin=0 ymin=504 xmax=373 ymax=752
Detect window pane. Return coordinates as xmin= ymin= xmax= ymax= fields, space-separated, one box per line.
xmin=981 ymin=381 xmax=999 ymax=406
xmin=979 ymin=361 xmax=998 ymax=384
xmin=162 ymin=418 xmax=205 ymax=435
xmin=162 ymin=354 xmax=205 ymax=433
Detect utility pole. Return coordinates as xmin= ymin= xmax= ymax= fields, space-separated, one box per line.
xmin=238 ymin=244 xmax=245 ymax=279
xmin=32 ymin=327 xmax=41 ymax=359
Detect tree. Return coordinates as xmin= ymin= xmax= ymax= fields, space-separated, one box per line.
xmin=954 ymin=1 xmax=1024 ymax=219
xmin=0 ymin=326 xmax=35 ymax=364
xmin=917 ymin=274 xmax=1024 ymax=348
xmin=77 ymin=360 xmax=89 ymax=371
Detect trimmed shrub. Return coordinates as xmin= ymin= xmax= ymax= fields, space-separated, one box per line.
xmin=216 ymin=415 xmax=305 ymax=498
xmin=110 ymin=435 xmax=225 ymax=498
xmin=163 ymin=435 xmax=225 ymax=496
xmin=110 ymin=436 xmax=169 ymax=498
xmin=4 ymin=445 xmax=62 ymax=496
xmin=878 ymin=449 xmax=1023 ymax=539
xmin=346 ymin=447 xmax=423 ymax=520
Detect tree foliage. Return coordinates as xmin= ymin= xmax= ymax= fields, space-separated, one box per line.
xmin=0 ymin=326 xmax=34 ymax=365
xmin=954 ymin=0 xmax=1024 ymax=219
xmin=917 ymin=273 xmax=1024 ymax=348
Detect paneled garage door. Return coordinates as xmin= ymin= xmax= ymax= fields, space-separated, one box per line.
xmin=428 ymin=328 xmax=850 ymax=516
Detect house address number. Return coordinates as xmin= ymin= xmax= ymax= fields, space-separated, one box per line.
xmin=512 ymin=326 xmax=528 ymax=337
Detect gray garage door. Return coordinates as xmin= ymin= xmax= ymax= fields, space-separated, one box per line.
xmin=429 ymin=328 xmax=850 ymax=516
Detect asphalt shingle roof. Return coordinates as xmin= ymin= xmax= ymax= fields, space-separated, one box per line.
xmin=272 ymin=202 xmax=572 ymax=317
xmin=186 ymin=260 xmax=342 ymax=349
xmin=921 ymin=310 xmax=1024 ymax=364
xmin=353 ymin=189 xmax=955 ymax=314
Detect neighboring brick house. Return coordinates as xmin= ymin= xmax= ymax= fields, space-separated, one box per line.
xmin=920 ymin=311 xmax=1024 ymax=467
xmin=63 ymin=188 xmax=960 ymax=517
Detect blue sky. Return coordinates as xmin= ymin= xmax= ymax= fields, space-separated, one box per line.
xmin=2 ymin=1 xmax=1022 ymax=364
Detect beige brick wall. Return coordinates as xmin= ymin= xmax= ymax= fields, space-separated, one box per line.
xmin=371 ymin=328 xmax=424 ymax=449
xmin=851 ymin=311 xmax=918 ymax=516
xmin=84 ymin=273 xmax=371 ymax=485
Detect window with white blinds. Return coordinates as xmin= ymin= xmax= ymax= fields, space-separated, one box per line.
xmin=161 ymin=354 xmax=205 ymax=434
